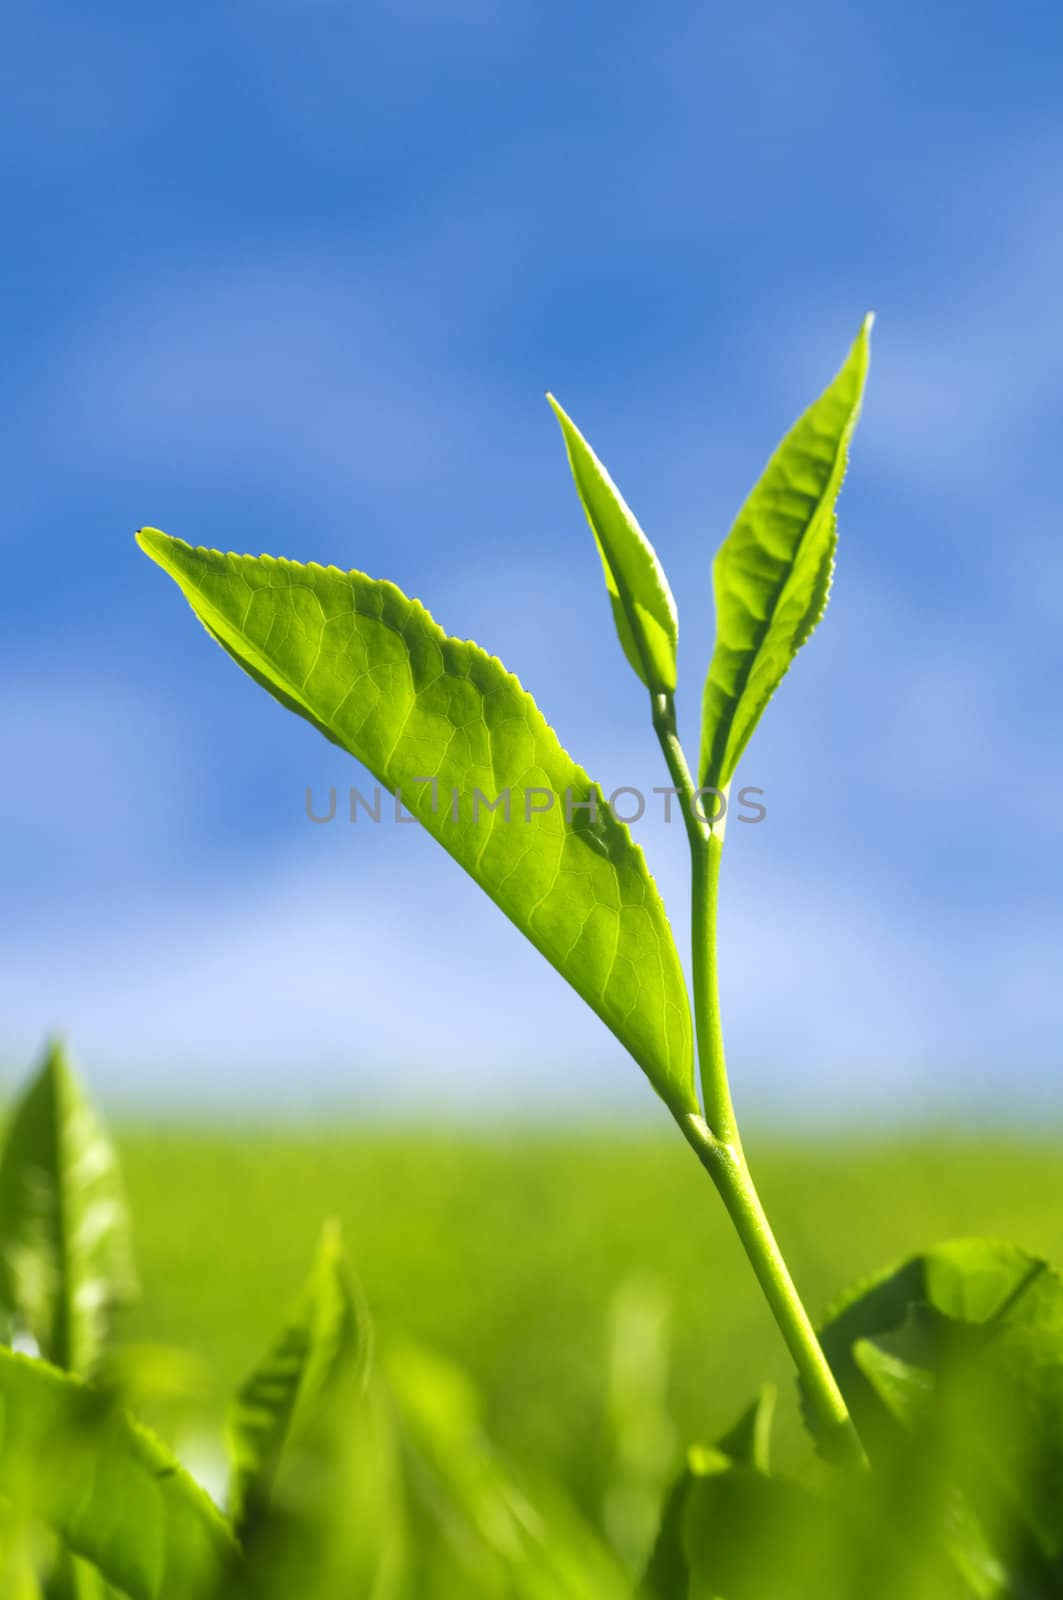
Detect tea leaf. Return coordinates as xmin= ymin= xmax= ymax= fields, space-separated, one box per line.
xmin=699 ymin=316 xmax=872 ymax=791
xmin=646 ymin=1436 xmax=970 ymax=1600
xmin=714 ymin=1382 xmax=776 ymax=1474
xmin=814 ymin=1240 xmax=1063 ymax=1456
xmin=137 ymin=530 xmax=696 ymax=1116
xmin=681 ymin=1462 xmax=847 ymax=1600
xmin=226 ymin=1220 xmax=371 ymax=1542
xmin=548 ymin=396 xmax=678 ymax=695
xmin=0 ymin=1347 xmax=235 ymax=1599
xmin=388 ymin=1342 xmax=628 ymax=1599
xmin=0 ymin=1041 xmax=135 ymax=1376
xmin=641 ymin=1386 xmax=776 ymax=1598
xmin=832 ymin=1241 xmax=1063 ymax=1572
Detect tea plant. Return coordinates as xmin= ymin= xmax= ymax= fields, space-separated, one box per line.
xmin=3 ymin=321 xmax=1062 ymax=1595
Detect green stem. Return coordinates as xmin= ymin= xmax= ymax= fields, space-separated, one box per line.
xmin=691 ymin=830 xmax=739 ymax=1146
xmin=651 ymin=695 xmax=737 ymax=1142
xmin=681 ymin=1115 xmax=864 ymax=1466
xmin=651 ymin=692 xmax=864 ymax=1465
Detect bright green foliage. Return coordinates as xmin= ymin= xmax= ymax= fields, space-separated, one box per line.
xmin=0 ymin=1347 xmax=235 ymax=1599
xmin=641 ymin=1387 xmax=777 ymax=1599
xmin=646 ymin=1238 xmax=1063 ymax=1598
xmin=116 ymin=1128 xmax=1063 ymax=1495
xmin=226 ymin=1220 xmax=371 ymax=1541
xmin=5 ymin=1043 xmax=1063 ymax=1598
xmin=698 ymin=316 xmax=872 ymax=792
xmin=644 ymin=1368 xmax=989 ymax=1599
xmin=0 ymin=1524 xmax=41 ymax=1600
xmin=822 ymin=1240 xmax=1063 ymax=1586
xmin=136 ymin=528 xmax=695 ymax=1117
xmin=679 ymin=1457 xmax=854 ymax=1600
xmin=640 ymin=1447 xmax=699 ymax=1600
xmin=387 ymin=1341 xmax=629 ymax=1598
xmin=547 ymin=396 xmax=678 ymax=694
xmin=713 ymin=1382 xmax=775 ymax=1473
xmin=676 ymin=1457 xmax=976 ymax=1600
xmin=602 ymin=1278 xmax=677 ymax=1571
xmin=230 ymin=1378 xmax=408 ymax=1600
xmin=0 ymin=1041 xmax=135 ymax=1375
xmin=817 ymin=1241 xmax=1063 ymax=1452
xmin=225 ymin=1225 xmax=402 ymax=1600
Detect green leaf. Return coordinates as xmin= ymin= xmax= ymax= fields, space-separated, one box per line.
xmin=817 ymin=1240 xmax=1063 ymax=1591
xmin=601 ymin=1276 xmax=676 ymax=1571
xmin=223 ymin=1223 xmax=403 ymax=1599
xmin=387 ymin=1341 xmax=628 ymax=1599
xmin=852 ymin=1335 xmax=1013 ymax=1600
xmin=713 ymin=1381 xmax=776 ymax=1474
xmin=644 ymin=1440 xmax=857 ymax=1600
xmin=645 ymin=1375 xmax=982 ymax=1599
xmin=647 ymin=1441 xmax=974 ymax=1600
xmin=0 ymin=1042 xmax=136 ymax=1375
xmin=698 ymin=316 xmax=872 ymax=792
xmin=815 ymin=1240 xmax=1063 ymax=1454
xmin=547 ymin=396 xmax=678 ymax=695
xmin=45 ymin=1545 xmax=118 ymax=1600
xmin=226 ymin=1220 xmax=371 ymax=1542
xmin=0 ymin=1346 xmax=235 ymax=1599
xmin=852 ymin=1329 xmax=935 ymax=1432
xmin=0 ymin=1511 xmax=44 ymax=1600
xmin=641 ymin=1386 xmax=775 ymax=1598
xmin=681 ymin=1460 xmax=849 ymax=1600
xmin=807 ymin=1249 xmax=927 ymax=1453
xmin=137 ymin=529 xmax=696 ymax=1117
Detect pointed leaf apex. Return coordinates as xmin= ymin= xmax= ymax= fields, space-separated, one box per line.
xmin=549 ymin=397 xmax=679 ymax=695
xmin=41 ymin=1033 xmax=69 ymax=1065
xmin=698 ymin=322 xmax=871 ymax=791
xmin=318 ymin=1217 xmax=345 ymax=1258
xmin=136 ymin=526 xmax=167 ymax=562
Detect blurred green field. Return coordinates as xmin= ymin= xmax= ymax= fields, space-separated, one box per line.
xmin=115 ymin=1125 xmax=1063 ymax=1516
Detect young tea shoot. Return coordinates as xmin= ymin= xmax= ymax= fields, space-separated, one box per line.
xmin=136 ymin=316 xmax=872 ymax=1461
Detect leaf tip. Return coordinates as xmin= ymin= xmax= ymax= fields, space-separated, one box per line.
xmin=318 ymin=1216 xmax=345 ymax=1260
xmin=851 ymin=313 xmax=874 ymax=376
xmin=135 ymin=526 xmax=170 ymax=563
xmin=545 ymin=391 xmax=569 ymax=431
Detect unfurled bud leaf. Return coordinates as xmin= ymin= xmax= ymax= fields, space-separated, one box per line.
xmin=548 ymin=396 xmax=678 ymax=696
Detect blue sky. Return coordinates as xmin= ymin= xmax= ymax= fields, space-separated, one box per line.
xmin=2 ymin=1 xmax=1062 ymax=1124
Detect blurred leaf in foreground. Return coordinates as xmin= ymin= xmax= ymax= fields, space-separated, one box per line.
xmin=0 ymin=1346 xmax=235 ymax=1600
xmin=0 ymin=1040 xmax=135 ymax=1376
xmin=224 ymin=1221 xmax=403 ymax=1599
xmin=389 ymin=1340 xmax=629 ymax=1600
